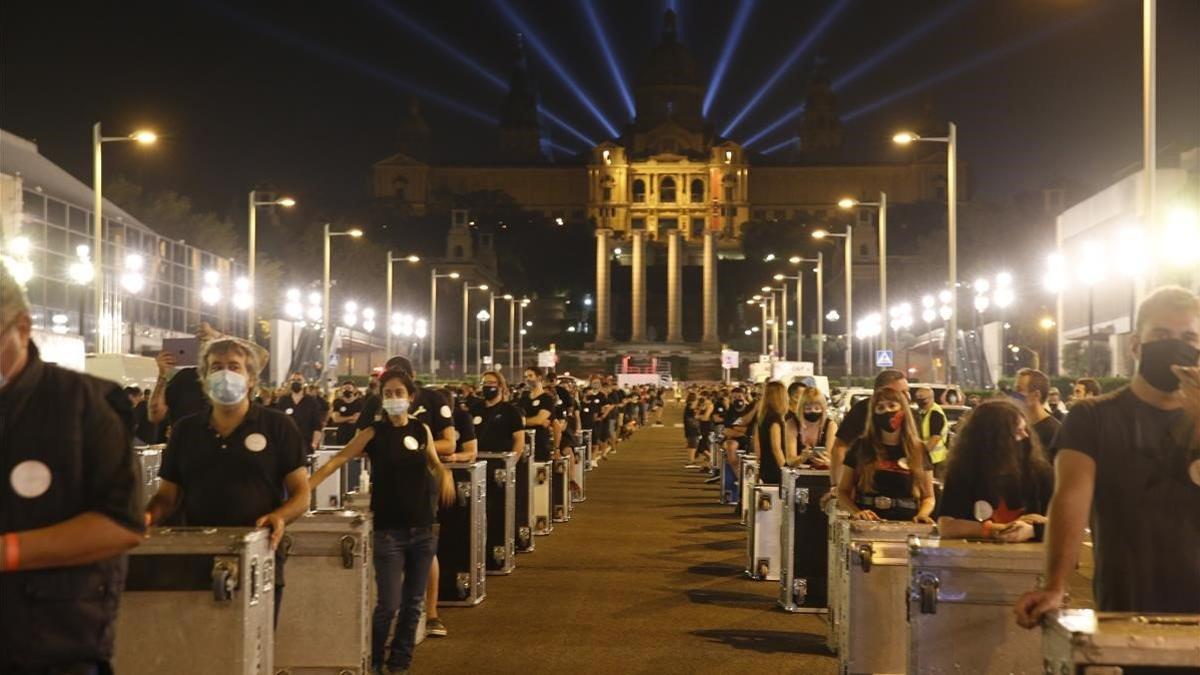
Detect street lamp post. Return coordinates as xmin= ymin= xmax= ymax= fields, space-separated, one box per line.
xmin=322 ymin=224 xmax=363 ymax=386
xmin=813 ymin=226 xmax=852 ymax=381
xmin=503 ymin=294 xmax=516 ymax=374
xmin=463 ymin=282 xmax=489 ymax=380
xmin=429 ymin=269 xmax=461 ymax=380
xmin=475 ymin=309 xmax=491 ymax=377
xmin=517 ymin=298 xmax=530 ymax=372
xmin=762 ymin=285 xmax=786 ymax=358
xmin=488 ymin=293 xmax=496 ymax=370
xmin=895 ymin=124 xmax=957 ymax=381
xmin=120 ymin=254 xmax=146 ymax=353
xmin=248 ymin=191 xmax=296 ymax=339
xmin=385 ymin=252 xmax=420 ymax=358
xmin=784 ymin=253 xmax=823 ymax=369
xmin=1039 ymin=317 xmax=1057 ymax=375
xmin=93 ymin=123 xmax=156 ymax=353
xmin=839 ymin=193 xmax=888 ymax=352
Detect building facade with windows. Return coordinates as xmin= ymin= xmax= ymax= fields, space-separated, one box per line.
xmin=1 ymin=129 xmax=247 ymax=354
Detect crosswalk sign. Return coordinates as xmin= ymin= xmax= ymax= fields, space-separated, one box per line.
xmin=875 ymin=349 xmax=894 ymax=368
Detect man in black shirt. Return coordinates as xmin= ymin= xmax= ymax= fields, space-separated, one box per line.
xmin=147 ymin=337 xmax=310 ymax=624
xmin=0 ymin=271 xmax=143 ymax=673
xmin=1014 ymin=367 xmax=1061 ymax=455
xmin=1016 ymin=286 xmax=1200 ymax=625
xmin=275 ymin=372 xmax=325 ymax=452
xmin=520 ymin=368 xmax=556 ymax=461
xmin=470 ymin=372 xmax=526 ymax=456
xmin=330 ymin=381 xmax=363 ymax=445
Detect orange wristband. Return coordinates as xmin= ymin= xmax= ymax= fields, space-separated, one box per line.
xmin=981 ymin=520 xmax=994 ymax=539
xmin=3 ymin=532 xmax=19 ymax=572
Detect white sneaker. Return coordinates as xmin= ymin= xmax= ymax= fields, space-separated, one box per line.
xmin=684 ymin=463 xmax=701 ymax=469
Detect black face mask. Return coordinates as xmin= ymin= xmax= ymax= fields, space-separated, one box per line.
xmin=343 ymin=389 xmax=354 ymax=398
xmin=481 ymin=385 xmax=500 ymax=400
xmin=803 ymin=411 xmax=822 ymax=423
xmin=291 ymin=382 xmax=303 ymax=393
xmin=873 ymin=411 xmax=899 ymax=433
xmin=1138 ymin=338 xmax=1200 ymax=392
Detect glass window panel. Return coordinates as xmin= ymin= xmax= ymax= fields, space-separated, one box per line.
xmin=45 ymin=279 xmax=67 ymax=310
xmin=45 ymin=226 xmax=67 ymax=256
xmin=172 ymin=308 xmax=184 ymax=332
xmin=68 ymin=207 xmax=90 ymax=233
xmin=157 ymin=304 xmax=170 ymax=328
xmin=22 ymin=191 xmax=45 ymax=217
xmin=125 ymin=229 xmax=141 ymax=249
xmin=174 ymin=244 xmax=187 ymax=264
xmin=46 ymin=199 xmax=67 ymax=226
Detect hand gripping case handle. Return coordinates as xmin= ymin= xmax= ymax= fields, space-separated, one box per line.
xmin=856 ymin=543 xmax=874 ymax=573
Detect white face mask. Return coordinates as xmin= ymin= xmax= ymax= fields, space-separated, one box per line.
xmin=382 ymin=397 xmax=409 ymax=417
xmin=207 ymin=370 xmax=249 ymax=405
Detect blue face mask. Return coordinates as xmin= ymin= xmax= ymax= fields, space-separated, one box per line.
xmin=1010 ymin=391 xmax=1027 ymax=403
xmin=207 ymin=370 xmax=248 ymax=405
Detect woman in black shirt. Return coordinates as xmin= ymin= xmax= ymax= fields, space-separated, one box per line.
xmin=519 ymin=368 xmax=556 ymax=462
xmin=756 ymin=381 xmax=790 ymax=484
xmin=797 ymin=387 xmax=838 ymax=468
xmin=837 ymin=388 xmax=935 ymax=522
xmin=470 ymin=371 xmax=526 ymax=457
xmin=938 ymin=399 xmax=1053 ymax=542
xmin=310 ymin=369 xmax=453 ymax=674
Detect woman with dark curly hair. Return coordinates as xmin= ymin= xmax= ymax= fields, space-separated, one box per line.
xmin=938 ymin=399 xmax=1054 ymax=542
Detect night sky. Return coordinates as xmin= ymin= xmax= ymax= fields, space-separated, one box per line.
xmin=3 ymin=0 xmax=1198 ymax=219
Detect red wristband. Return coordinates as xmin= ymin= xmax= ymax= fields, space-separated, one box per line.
xmin=3 ymin=532 xmax=19 ymax=572
xmin=981 ymin=520 xmax=994 ymax=539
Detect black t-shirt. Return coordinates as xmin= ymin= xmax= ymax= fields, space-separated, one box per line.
xmin=164 ymin=367 xmax=207 ymax=428
xmin=940 ymin=461 xmax=1053 ymax=528
xmin=712 ymin=401 xmax=727 ymax=425
xmin=757 ymin=412 xmax=786 ymax=484
xmin=1051 ymin=387 xmax=1200 ymax=613
xmin=274 ymin=394 xmax=325 ymax=447
xmin=160 ymin=403 xmax=306 ymax=528
xmin=332 ymin=396 xmax=364 ymax=445
xmin=355 ymin=393 xmax=382 ymax=430
xmin=921 ymin=407 xmax=947 ymax=437
xmin=450 ymin=407 xmax=477 ymax=453
xmin=836 ymin=398 xmax=870 ymax=444
xmin=1032 ymin=415 xmax=1061 ymax=457
xmin=580 ymin=391 xmax=603 ymax=428
xmin=133 ymin=399 xmax=161 ymax=444
xmin=520 ymin=390 xmax=557 ymax=461
xmin=356 ymin=387 xmax=453 ymax=441
xmin=843 ymin=439 xmax=930 ymax=520
xmin=366 ymin=418 xmax=438 ymax=529
xmin=470 ymin=400 xmax=525 ymax=454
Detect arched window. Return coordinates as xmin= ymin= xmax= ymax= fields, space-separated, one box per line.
xmin=690 ymin=179 xmax=704 ymax=203
xmin=632 ymin=179 xmax=646 ymax=203
xmin=661 ymin=177 xmax=676 ymax=203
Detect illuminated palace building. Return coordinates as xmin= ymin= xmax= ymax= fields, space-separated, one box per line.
xmin=374 ymin=11 xmax=952 ymax=350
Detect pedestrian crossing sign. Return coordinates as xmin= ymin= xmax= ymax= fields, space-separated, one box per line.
xmin=875 ymin=350 xmax=894 ymax=368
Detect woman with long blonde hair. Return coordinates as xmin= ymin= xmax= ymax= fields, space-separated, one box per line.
xmin=755 ymin=381 xmax=791 ymax=485
xmin=836 ymin=387 xmax=935 ymax=522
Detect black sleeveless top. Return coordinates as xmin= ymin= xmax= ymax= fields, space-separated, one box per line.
xmin=757 ymin=411 xmax=785 ymax=484
xmin=367 ymin=417 xmax=437 ymax=529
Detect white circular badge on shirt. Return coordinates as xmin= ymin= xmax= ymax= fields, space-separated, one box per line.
xmin=440 ymin=405 xmax=452 ymax=419
xmin=531 ymin=399 xmax=540 ymax=407
xmin=245 ymin=433 xmax=268 ymax=452
xmin=897 ymin=457 xmax=910 ymax=471
xmin=973 ymin=500 xmax=994 ymax=522
xmin=10 ymin=460 xmax=52 ymax=499
xmin=1189 ymin=459 xmax=1200 ymax=487
xmin=473 ymin=416 xmax=483 ymax=425
xmin=403 ymin=436 xmax=420 ymax=451
xmin=286 ymin=408 xmax=294 ymax=415
xmin=340 ymin=406 xmax=347 ymax=413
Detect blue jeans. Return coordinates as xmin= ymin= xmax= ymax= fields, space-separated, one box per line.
xmin=372 ymin=527 xmax=437 ymax=670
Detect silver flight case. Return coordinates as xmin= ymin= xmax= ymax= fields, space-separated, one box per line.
xmin=579 ymin=429 xmax=594 ymax=470
xmin=115 ymin=527 xmax=274 ymax=675
xmin=746 ymin=484 xmax=783 ymax=581
xmin=310 ymin=448 xmax=346 ymax=511
xmin=907 ymin=539 xmax=1096 ymax=675
xmin=834 ymin=520 xmax=938 ymax=675
xmin=825 ymin=502 xmax=851 ymax=653
xmin=437 ymin=461 xmax=487 ymax=606
xmin=275 ymin=510 xmax=372 ymax=674
xmin=134 ymin=443 xmax=164 ymax=507
xmin=477 ymin=451 xmax=517 ymax=575
xmin=1043 ymin=610 xmax=1200 ymax=673
xmin=571 ymin=442 xmax=588 ymax=502
xmin=739 ymin=456 xmax=759 ymax=526
xmin=552 ymin=456 xmax=572 ymax=522
xmin=532 ymin=460 xmax=554 ymax=535
xmin=778 ymin=467 xmax=831 ymax=613
xmin=514 ymin=441 xmax=536 ymax=553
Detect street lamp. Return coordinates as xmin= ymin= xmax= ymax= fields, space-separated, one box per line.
xmin=322 ymin=224 xmax=364 ymax=385
xmin=475 ymin=309 xmax=491 ymax=377
xmin=463 ymin=282 xmax=489 ymax=380
xmin=429 ymin=269 xmax=461 ymax=379
xmin=385 ymin=251 xmax=421 ymax=358
xmin=68 ymin=245 xmax=94 ymax=337
xmin=121 ymin=254 xmax=146 ymax=353
xmin=786 ymin=253 xmax=824 ymax=372
xmin=813 ymin=224 xmax=853 ymax=381
xmin=248 ymin=190 xmax=296 ymax=338
xmin=503 ymin=294 xmax=516 ymax=374
xmin=762 ymin=284 xmax=785 ymax=358
xmin=1039 ymin=316 xmax=1057 ymax=374
xmin=894 ymin=123 xmax=958 ymax=382
xmin=517 ymin=298 xmax=530 ymax=372
xmin=93 ymin=123 xmax=157 ymax=353
xmin=839 ymin=192 xmax=889 ymax=351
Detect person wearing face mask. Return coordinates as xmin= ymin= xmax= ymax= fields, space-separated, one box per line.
xmin=331 ymin=381 xmax=364 ymax=445
xmin=1012 ymin=368 xmax=1061 ymax=460
xmin=914 ymin=387 xmax=950 ymax=478
xmin=470 ymin=372 xmax=527 ymax=458
xmin=755 ymin=382 xmax=791 ymax=485
xmin=1016 ymin=286 xmax=1200 ymax=626
xmin=797 ymin=387 xmax=837 ymax=466
xmin=146 ymin=337 xmax=311 ymax=625
xmin=938 ymin=399 xmax=1053 ymax=542
xmin=721 ymin=387 xmax=754 ymax=483
xmin=1046 ymin=387 xmax=1067 ymax=421
xmin=519 ymin=368 xmax=556 ymax=462
xmin=0 ymin=265 xmax=145 ymax=674
xmin=836 ymin=387 xmax=936 ymax=523
xmin=309 ymin=369 xmax=455 ymax=674
xmin=273 ymin=373 xmax=325 ymax=452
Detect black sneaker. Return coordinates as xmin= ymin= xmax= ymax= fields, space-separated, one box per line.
xmin=704 ymin=474 xmax=720 ymax=484
xmin=425 ymin=617 xmax=448 ymax=637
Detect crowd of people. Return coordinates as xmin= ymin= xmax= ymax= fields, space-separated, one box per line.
xmin=2 ymin=248 xmax=1198 ymax=675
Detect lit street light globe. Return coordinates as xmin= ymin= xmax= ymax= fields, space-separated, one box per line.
xmin=477 ymin=309 xmax=491 ymax=322
xmin=130 ymin=130 xmax=158 ymax=144
xmin=811 ymin=230 xmax=828 ymax=240
xmin=892 ymin=131 xmax=917 ymax=145
xmin=837 ymin=198 xmax=857 ymax=209
xmin=1039 ymin=317 xmax=1056 ymax=331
